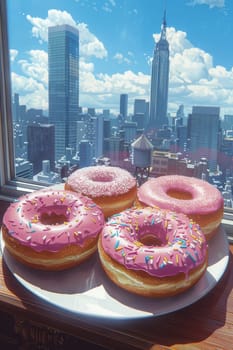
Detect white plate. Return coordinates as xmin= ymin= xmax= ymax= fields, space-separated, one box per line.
xmin=1 ymin=226 xmax=230 ymax=320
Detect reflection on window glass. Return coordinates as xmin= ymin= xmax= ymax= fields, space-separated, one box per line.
xmin=7 ymin=0 xmax=233 ymax=207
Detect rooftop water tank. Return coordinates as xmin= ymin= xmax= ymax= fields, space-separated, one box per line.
xmin=131 ymin=134 xmax=153 ymax=168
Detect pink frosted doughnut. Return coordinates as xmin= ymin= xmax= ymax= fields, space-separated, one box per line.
xmin=137 ymin=175 xmax=224 ymax=240
xmin=98 ymin=206 xmax=208 ymax=297
xmin=2 ymin=189 xmax=105 ymax=270
xmin=65 ymin=166 xmax=137 ymax=218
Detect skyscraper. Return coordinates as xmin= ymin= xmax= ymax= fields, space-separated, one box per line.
xmin=187 ymin=106 xmax=220 ymax=172
xmin=149 ymin=12 xmax=169 ymax=131
xmin=91 ymin=115 xmax=104 ymax=159
xmin=27 ymin=123 xmax=55 ymax=175
xmin=79 ymin=140 xmax=92 ymax=168
xmin=134 ymin=99 xmax=147 ymax=115
xmin=48 ymin=24 xmax=79 ymax=160
xmin=133 ymin=99 xmax=149 ymax=130
xmin=12 ymin=93 xmax=20 ymax=122
xmin=120 ymin=94 xmax=128 ymax=120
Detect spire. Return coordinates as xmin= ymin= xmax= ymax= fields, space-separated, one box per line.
xmin=160 ymin=10 xmax=167 ymax=41
xmin=163 ymin=9 xmax=167 ymax=27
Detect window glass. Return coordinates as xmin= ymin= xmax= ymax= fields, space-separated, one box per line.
xmin=5 ymin=0 xmax=233 ymax=208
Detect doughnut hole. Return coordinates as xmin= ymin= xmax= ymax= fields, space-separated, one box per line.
xmin=90 ymin=173 xmax=114 ymax=182
xmin=39 ymin=206 xmax=68 ymax=225
xmin=140 ymin=234 xmax=163 ymax=247
xmin=138 ymin=227 xmax=167 ymax=247
xmin=166 ymin=189 xmax=193 ymax=200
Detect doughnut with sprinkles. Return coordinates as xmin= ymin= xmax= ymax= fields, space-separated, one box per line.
xmin=2 ymin=189 xmax=105 ymax=270
xmin=98 ymin=206 xmax=208 ymax=297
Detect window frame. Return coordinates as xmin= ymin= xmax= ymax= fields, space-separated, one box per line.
xmin=0 ymin=0 xmax=233 ymax=242
xmin=0 ymin=0 xmax=45 ymax=201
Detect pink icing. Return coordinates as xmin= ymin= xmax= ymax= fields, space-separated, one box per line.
xmin=100 ymin=207 xmax=208 ymax=278
xmin=66 ymin=166 xmax=136 ymax=197
xmin=2 ymin=189 xmax=105 ymax=252
xmin=138 ymin=175 xmax=223 ymax=215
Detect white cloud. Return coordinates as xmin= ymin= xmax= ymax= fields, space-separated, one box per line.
xmin=18 ymin=50 xmax=48 ymax=86
xmin=102 ymin=0 xmax=116 ymax=12
xmin=166 ymin=28 xmax=193 ymax=56
xmin=10 ymin=49 xmax=18 ymax=62
xmin=79 ymin=70 xmax=148 ymax=96
xmin=11 ymin=72 xmax=48 ymax=110
xmin=187 ymin=0 xmax=225 ymax=8
xmin=26 ymin=9 xmax=107 ymax=59
xmin=78 ymin=22 xmax=107 ymax=58
xmin=209 ymin=65 xmax=233 ymax=88
xmin=11 ymin=50 xmax=48 ymax=110
xmin=113 ymin=52 xmax=131 ymax=65
xmin=170 ymin=47 xmax=212 ymax=83
xmin=79 ymin=70 xmax=149 ymax=112
xmin=102 ymin=5 xmax=112 ymax=13
xmin=26 ymin=10 xmax=76 ymax=42
xmin=80 ymin=59 xmax=94 ymax=73
xmin=164 ymin=26 xmax=233 ymax=115
xmin=108 ymin=0 xmax=116 ymax=6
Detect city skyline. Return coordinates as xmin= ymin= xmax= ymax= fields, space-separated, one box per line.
xmin=7 ymin=0 xmax=233 ymax=117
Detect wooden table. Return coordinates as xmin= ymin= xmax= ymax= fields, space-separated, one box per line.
xmin=0 ymin=238 xmax=232 ymax=350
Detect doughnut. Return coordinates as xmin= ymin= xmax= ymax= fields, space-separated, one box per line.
xmin=98 ymin=206 xmax=208 ymax=297
xmin=137 ymin=175 xmax=224 ymax=241
xmin=65 ymin=166 xmax=137 ymax=218
xmin=2 ymin=189 xmax=105 ymax=270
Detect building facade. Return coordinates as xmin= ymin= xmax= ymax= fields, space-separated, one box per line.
xmin=187 ymin=106 xmax=220 ymax=172
xmin=79 ymin=140 xmax=92 ymax=168
xmin=27 ymin=123 xmax=55 ymax=175
xmin=48 ymin=24 xmax=79 ymax=160
xmin=90 ymin=115 xmax=104 ymax=160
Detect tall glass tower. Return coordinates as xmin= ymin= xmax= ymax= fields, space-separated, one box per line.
xmin=149 ymin=12 xmax=169 ymax=131
xmin=120 ymin=93 xmax=128 ymax=120
xmin=48 ymin=24 xmax=79 ymax=160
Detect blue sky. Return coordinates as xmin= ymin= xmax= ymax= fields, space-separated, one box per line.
xmin=7 ymin=0 xmax=233 ymax=117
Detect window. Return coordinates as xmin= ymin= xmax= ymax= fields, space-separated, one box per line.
xmin=0 ymin=0 xmax=233 ymax=240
